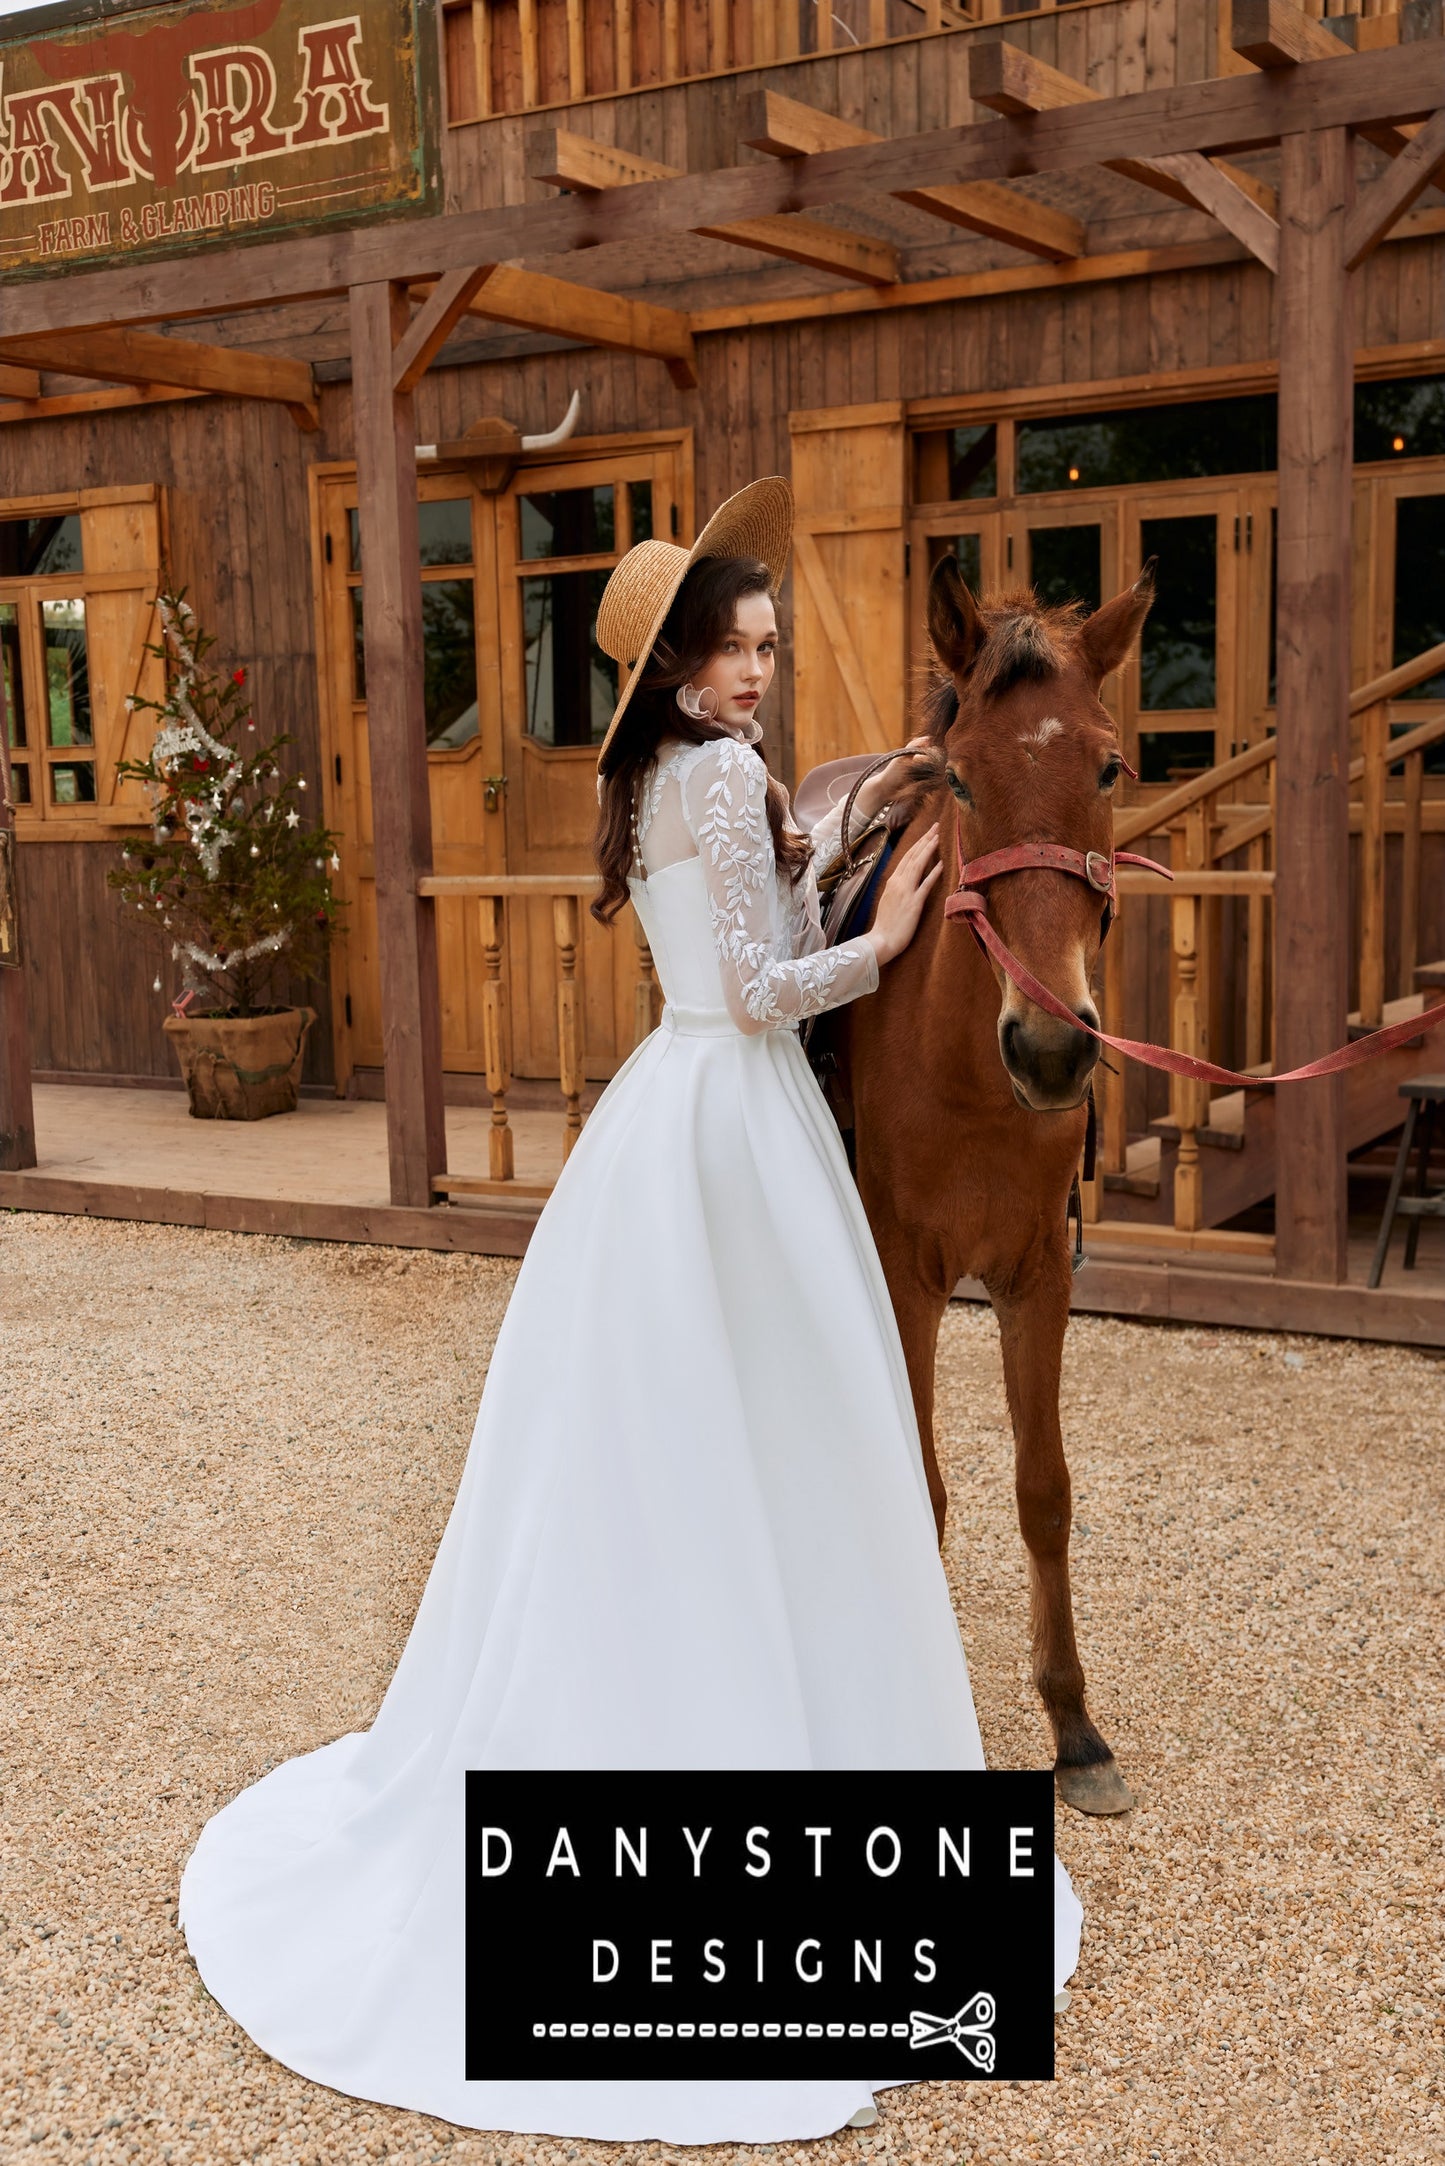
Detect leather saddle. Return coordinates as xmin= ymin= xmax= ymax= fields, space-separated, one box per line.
xmin=795 ymin=750 xmax=917 ymax=1152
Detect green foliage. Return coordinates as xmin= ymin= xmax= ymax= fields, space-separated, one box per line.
xmin=107 ymin=590 xmax=342 ymax=1018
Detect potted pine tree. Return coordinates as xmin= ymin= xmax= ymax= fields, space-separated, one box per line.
xmin=108 ymin=590 xmax=343 ymax=1120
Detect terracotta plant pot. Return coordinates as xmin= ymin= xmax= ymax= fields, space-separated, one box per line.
xmin=163 ymin=1006 xmax=315 ymax=1121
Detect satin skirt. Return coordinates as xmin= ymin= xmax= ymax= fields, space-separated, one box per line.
xmin=179 ymin=1012 xmax=1083 ymax=2142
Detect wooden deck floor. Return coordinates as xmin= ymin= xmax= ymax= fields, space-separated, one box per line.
xmin=3 ymin=1082 xmax=1442 ymax=1345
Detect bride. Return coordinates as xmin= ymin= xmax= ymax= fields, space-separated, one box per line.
xmin=178 ymin=476 xmax=1083 ymax=2145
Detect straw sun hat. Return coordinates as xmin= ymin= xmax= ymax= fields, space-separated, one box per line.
xmin=594 ymin=475 xmax=793 ymax=766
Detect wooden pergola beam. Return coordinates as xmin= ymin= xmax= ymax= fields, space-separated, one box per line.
xmin=393 ymin=265 xmax=499 ymax=395
xmin=527 ymin=126 xmax=899 ymax=286
xmin=1345 ymin=106 xmax=1445 ymax=268
xmin=2 ymin=42 xmax=1441 ymax=340
xmin=0 ymin=325 xmax=319 ymax=428
xmin=738 ymin=87 xmax=1085 ymax=262
xmin=1231 ymin=0 xmax=1415 ymax=157
xmin=425 ymin=263 xmax=700 ymax=390
xmin=968 ymin=43 xmax=1282 ymax=269
xmin=0 ymin=364 xmax=40 ymax=399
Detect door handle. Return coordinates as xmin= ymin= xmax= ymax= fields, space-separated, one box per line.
xmin=483 ymin=773 xmax=508 ymax=814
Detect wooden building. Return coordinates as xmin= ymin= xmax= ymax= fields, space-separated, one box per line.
xmin=2 ymin=0 xmax=1444 ymax=1339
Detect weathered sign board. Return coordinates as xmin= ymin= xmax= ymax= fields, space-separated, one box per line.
xmin=0 ymin=0 xmax=440 ymax=278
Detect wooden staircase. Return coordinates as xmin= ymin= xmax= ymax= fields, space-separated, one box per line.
xmin=1083 ymin=641 xmax=1445 ymax=1254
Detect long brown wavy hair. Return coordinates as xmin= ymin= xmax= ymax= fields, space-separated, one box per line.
xmin=591 ymin=554 xmax=812 ymax=926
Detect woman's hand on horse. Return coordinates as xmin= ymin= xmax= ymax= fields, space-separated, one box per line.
xmin=853 ymin=735 xmax=937 ymax=825
xmin=867 ymin=824 xmax=943 ymax=966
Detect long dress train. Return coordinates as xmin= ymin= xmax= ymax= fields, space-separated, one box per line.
xmin=178 ymin=729 xmax=1083 ymax=2144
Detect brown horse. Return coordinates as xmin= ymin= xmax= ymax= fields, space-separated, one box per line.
xmin=841 ymin=556 xmax=1154 ymax=1816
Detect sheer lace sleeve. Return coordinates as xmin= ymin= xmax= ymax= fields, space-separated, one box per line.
xmin=681 ymin=738 xmax=879 ymax=1035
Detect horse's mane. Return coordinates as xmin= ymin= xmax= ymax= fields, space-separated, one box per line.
xmin=917 ymin=588 xmax=1089 ymax=745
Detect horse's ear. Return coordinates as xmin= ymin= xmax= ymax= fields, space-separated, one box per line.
xmin=927 ymin=553 xmax=986 ymax=678
xmin=1079 ymin=560 xmax=1155 ymax=689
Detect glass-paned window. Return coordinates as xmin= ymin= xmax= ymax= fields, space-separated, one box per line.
xmin=1029 ymin=524 xmax=1102 ymax=614
xmin=628 ymin=480 xmax=654 ymax=544
xmin=50 ymin=759 xmax=97 ymax=804
xmin=1355 ymin=375 xmax=1445 ymax=463
xmin=350 ymin=588 xmax=366 ymax=701
xmin=418 ymin=499 xmax=473 ymax=568
xmin=0 ymin=514 xmax=83 ymax=577
xmin=520 ymin=486 xmax=615 ymax=560
xmin=1392 ymin=495 xmax=1445 ymax=698
xmin=1138 ymin=516 xmax=1216 ymax=710
xmin=1 ymin=601 xmax=23 ymax=745
xmin=1017 ymin=397 xmax=1276 ymax=493
xmin=1137 ymin=730 xmax=1217 ymax=785
xmin=422 ymin=580 xmax=478 ymax=747
xmin=915 ymin=425 xmax=997 ymax=503
xmin=347 ymin=497 xmax=473 ymax=572
xmin=9 ymin=761 xmax=30 ymax=803
xmin=42 ymin=597 xmax=92 ymax=746
xmin=522 ymin=569 xmax=617 ymax=746
xmin=926 ymin=533 xmax=982 ymax=592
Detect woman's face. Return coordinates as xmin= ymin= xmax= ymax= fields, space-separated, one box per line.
xmin=689 ymin=590 xmax=778 ymax=730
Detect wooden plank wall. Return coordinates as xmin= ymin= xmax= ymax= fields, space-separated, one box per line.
xmin=10 ymin=0 xmax=1445 ymax=1087
xmin=11 ymin=394 xmax=335 ymax=1083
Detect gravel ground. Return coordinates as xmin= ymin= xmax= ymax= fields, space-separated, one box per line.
xmin=2 ymin=1211 xmax=1441 ymax=2166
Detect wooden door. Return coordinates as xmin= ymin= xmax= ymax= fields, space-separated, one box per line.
xmin=790 ymin=403 xmax=907 ymax=775
xmin=1003 ymin=497 xmax=1125 ymax=727
xmin=495 ymin=440 xmax=688 ymax=1077
xmin=315 ymin=465 xmax=507 ymax=1086
xmin=1119 ymin=487 xmax=1245 ymax=786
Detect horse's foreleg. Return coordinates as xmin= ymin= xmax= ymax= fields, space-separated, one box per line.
xmin=871 ymin=1232 xmax=950 ymax=1546
xmin=993 ymin=1252 xmax=1134 ymax=1816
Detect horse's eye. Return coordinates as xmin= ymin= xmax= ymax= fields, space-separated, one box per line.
xmin=946 ymin=768 xmax=973 ymax=806
xmin=1099 ymin=761 xmax=1121 ymax=792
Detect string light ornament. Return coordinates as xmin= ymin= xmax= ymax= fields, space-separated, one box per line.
xmin=109 ymin=586 xmax=344 ymax=1017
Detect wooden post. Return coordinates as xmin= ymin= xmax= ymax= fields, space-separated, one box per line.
xmin=0 ymin=652 xmax=36 ymax=1173
xmin=1172 ymin=893 xmax=1206 ymax=1232
xmin=553 ymin=893 xmax=583 ymax=1157
xmin=566 ymin=0 xmax=586 ymax=100
xmin=1358 ymin=698 xmax=1388 ymax=1030
xmin=1399 ymin=748 xmax=1424 ymax=998
xmin=349 ymin=280 xmax=447 ymax=1210
xmin=1099 ymin=920 xmax=1128 ymax=1187
xmin=1245 ymin=833 xmax=1267 ymax=1070
xmin=480 ymin=895 xmax=514 ymax=1181
xmin=471 ymin=0 xmax=491 ymax=119
xmin=1274 ymin=126 xmax=1353 ymax=1284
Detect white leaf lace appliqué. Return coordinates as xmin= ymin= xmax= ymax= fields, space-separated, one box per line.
xmin=683 ymin=738 xmax=878 ymax=1030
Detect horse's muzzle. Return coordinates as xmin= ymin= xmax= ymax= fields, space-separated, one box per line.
xmin=999 ymin=1004 xmax=1101 ymax=1112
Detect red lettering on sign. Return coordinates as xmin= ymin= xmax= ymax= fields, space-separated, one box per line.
xmin=189 ymin=46 xmax=289 ymax=169
xmin=289 ymin=16 xmax=388 ymax=147
xmin=0 ymin=89 xmax=72 ymax=205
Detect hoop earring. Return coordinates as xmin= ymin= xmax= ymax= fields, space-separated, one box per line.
xmin=675 ymin=682 xmax=719 ymax=722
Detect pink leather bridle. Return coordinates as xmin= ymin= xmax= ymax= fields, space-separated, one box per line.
xmin=943 ymin=821 xmax=1445 ymax=1089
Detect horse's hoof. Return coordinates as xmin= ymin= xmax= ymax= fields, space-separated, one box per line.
xmin=1055 ymin=1758 xmax=1135 ymax=1815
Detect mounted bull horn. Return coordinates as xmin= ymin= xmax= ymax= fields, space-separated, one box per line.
xmin=414 ymin=391 xmax=583 ymax=490
xmin=520 ymin=390 xmax=582 ymax=453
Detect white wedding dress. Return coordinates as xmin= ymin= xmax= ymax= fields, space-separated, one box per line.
xmin=178 ymin=727 xmax=1083 ymax=2144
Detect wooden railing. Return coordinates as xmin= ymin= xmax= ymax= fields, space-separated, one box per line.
xmin=441 ymin=0 xmax=1111 ymax=123
xmin=415 ymin=874 xmax=659 ymax=1202
xmin=1087 ymin=638 xmax=1445 ymax=1240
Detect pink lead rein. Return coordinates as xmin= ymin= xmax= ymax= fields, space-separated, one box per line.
xmin=943 ymin=827 xmax=1445 ymax=1090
